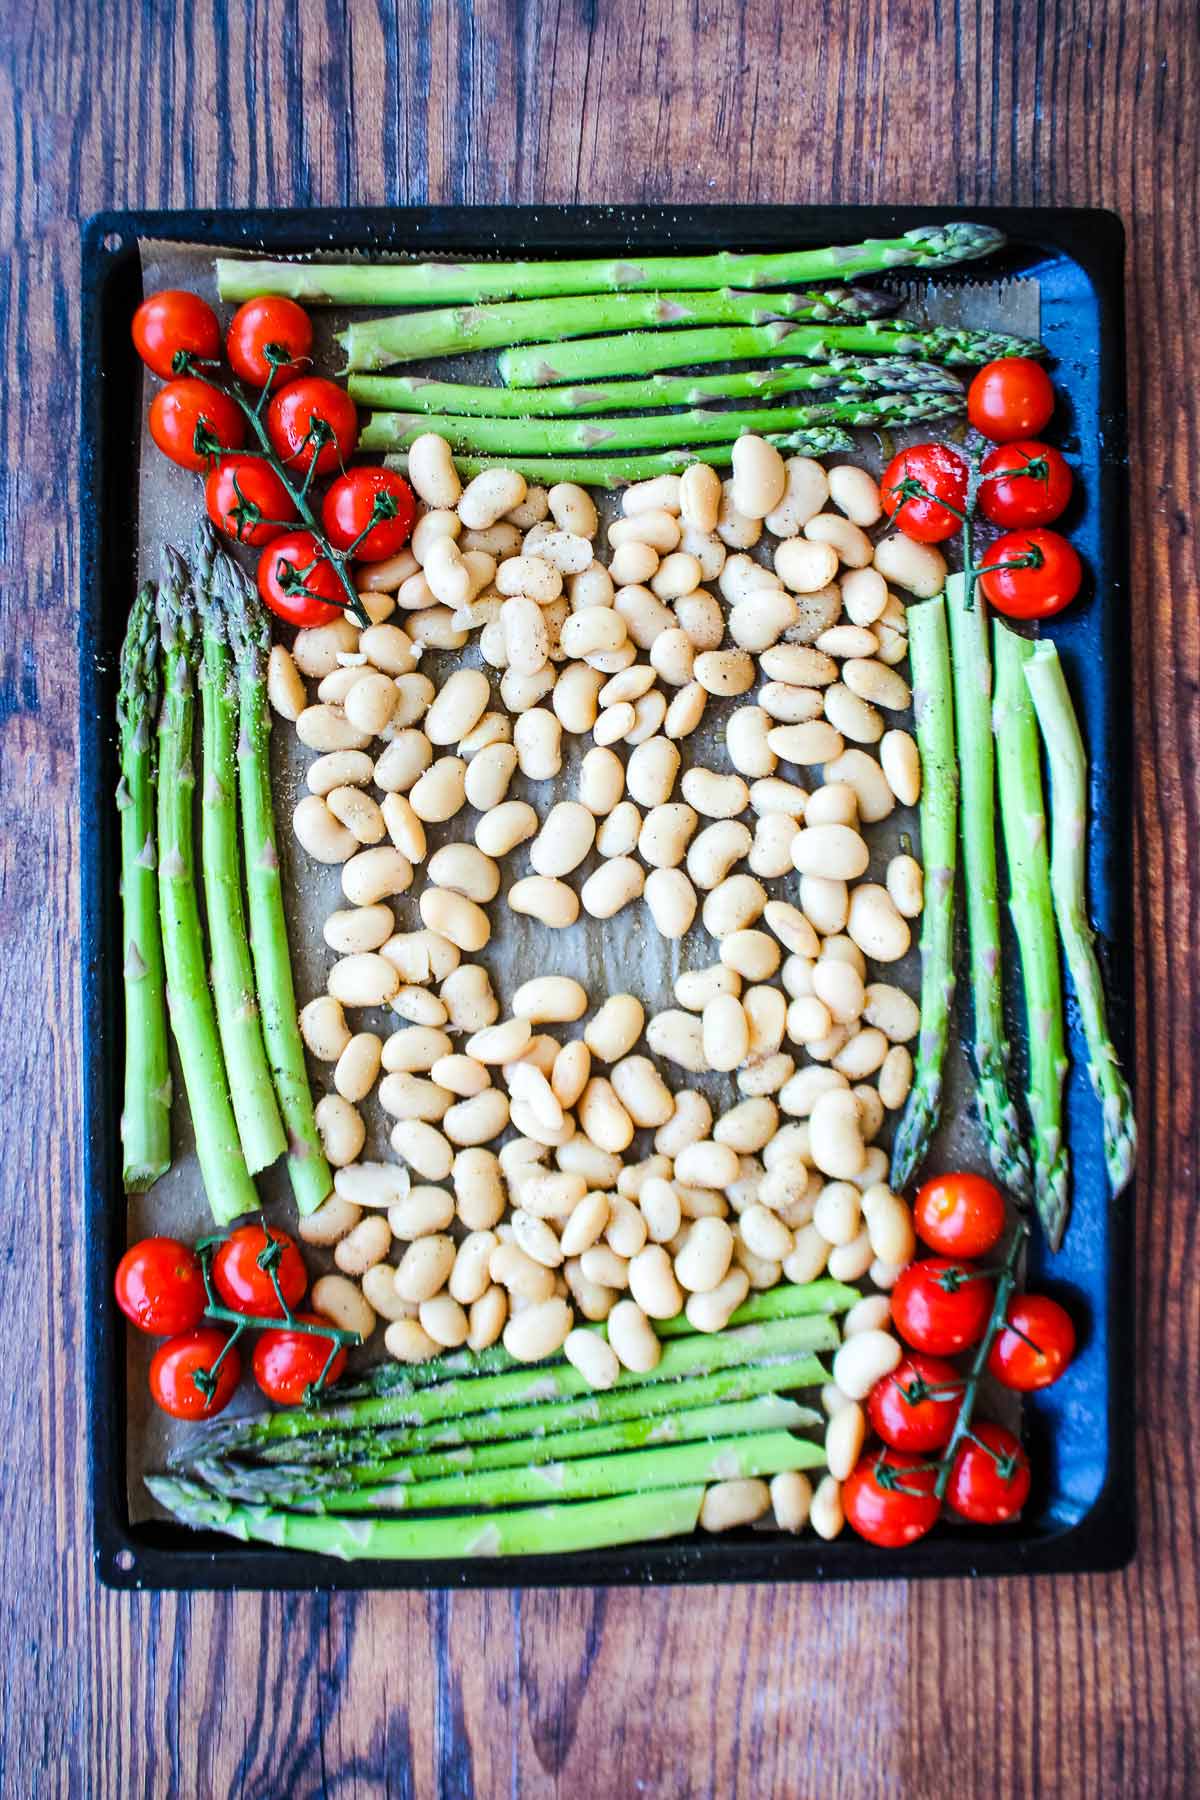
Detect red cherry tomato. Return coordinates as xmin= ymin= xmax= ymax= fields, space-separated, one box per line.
xmin=842 ymin=1447 xmax=942 ymax=1547
xmin=321 ymin=467 xmax=416 ymax=562
xmin=978 ymin=527 xmax=1083 ymax=620
xmin=133 ymin=289 xmax=222 ymax=379
xmin=866 ymin=1352 xmax=964 ymax=1453
xmin=226 ymin=296 xmax=314 ymax=388
xmin=204 ymin=454 xmax=298 ymax=547
xmin=114 ymin=1236 xmax=207 ymax=1335
xmin=252 ymin=1312 xmax=348 ymax=1405
xmin=913 ymin=1172 xmax=1007 ymax=1259
xmin=891 ymin=1258 xmax=995 ymax=1356
xmin=880 ymin=441 xmax=969 ymax=543
xmin=149 ymin=1327 xmax=241 ymax=1420
xmin=947 ymin=1421 xmax=1031 ymax=1523
xmin=211 ymin=1224 xmax=308 ymax=1318
xmin=266 ymin=376 xmax=357 ymax=476
xmin=978 ymin=440 xmax=1073 ymax=528
xmin=967 ymin=357 xmax=1056 ymax=442
xmin=257 ymin=529 xmax=346 ymax=628
xmin=149 ymin=377 xmax=245 ymax=471
xmin=987 ymin=1294 xmax=1077 ymax=1391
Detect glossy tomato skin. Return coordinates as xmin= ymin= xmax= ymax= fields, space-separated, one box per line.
xmin=914 ymin=1172 xmax=1006 ymax=1259
xmin=266 ymin=376 xmax=357 ymax=476
xmin=150 ymin=1328 xmax=241 ymax=1420
xmin=842 ymin=1448 xmax=942 ymax=1547
xmin=133 ymin=289 xmax=222 ymax=379
xmin=978 ymin=440 xmax=1073 ymax=527
xmin=891 ymin=1258 xmax=995 ymax=1356
xmin=947 ymin=1421 xmax=1030 ymax=1523
xmin=212 ymin=1224 xmax=307 ymax=1318
xmin=967 ymin=356 xmax=1056 ymax=442
xmin=880 ymin=441 xmax=968 ymax=543
xmin=867 ymin=1352 xmax=964 ymax=1453
xmin=226 ymin=296 xmax=314 ymax=388
xmin=252 ymin=1313 xmax=347 ymax=1405
xmin=322 ymin=467 xmax=416 ymax=561
xmin=257 ymin=530 xmax=345 ymax=628
xmin=987 ymin=1294 xmax=1077 ymax=1391
xmin=205 ymin=454 xmax=298 ymax=547
xmin=114 ymin=1237 xmax=207 ymax=1335
xmin=150 ymin=378 xmax=246 ymax=471
xmin=978 ymin=527 xmax=1083 ymax=621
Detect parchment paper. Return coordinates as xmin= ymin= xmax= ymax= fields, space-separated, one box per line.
xmin=127 ymin=240 xmax=1038 ymax=1519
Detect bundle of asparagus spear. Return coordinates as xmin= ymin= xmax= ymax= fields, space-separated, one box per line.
xmin=117 ymin=528 xmax=331 ymax=1219
xmin=217 ymin=222 xmax=1040 ymax=488
xmin=890 ymin=574 xmax=1135 ymax=1245
xmin=151 ymin=1282 xmax=853 ymax=1559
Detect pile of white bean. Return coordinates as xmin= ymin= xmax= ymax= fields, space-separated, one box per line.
xmin=266 ymin=432 xmax=948 ymax=1540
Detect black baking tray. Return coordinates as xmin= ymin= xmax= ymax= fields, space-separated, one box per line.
xmin=81 ymin=204 xmax=1134 ymax=1591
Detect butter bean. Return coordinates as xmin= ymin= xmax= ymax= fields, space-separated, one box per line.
xmin=764 ymin=456 xmax=829 ymax=536
xmin=580 ymin=857 xmax=644 ymax=919
xmin=607 ymin=1298 xmax=662 ymax=1372
xmin=530 ymin=800 xmax=596 ymax=877
xmin=476 ymin=800 xmax=538 ymax=857
xmin=644 ymin=867 xmax=698 ymax=938
xmin=409 ymin=756 xmax=467 ymax=824
xmin=508 ymin=874 xmax=580 ymax=927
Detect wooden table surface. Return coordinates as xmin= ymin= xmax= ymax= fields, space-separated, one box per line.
xmin=3 ymin=0 xmax=1197 ymax=1793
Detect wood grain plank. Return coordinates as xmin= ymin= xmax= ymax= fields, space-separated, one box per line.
xmin=0 ymin=0 xmax=1197 ymax=1794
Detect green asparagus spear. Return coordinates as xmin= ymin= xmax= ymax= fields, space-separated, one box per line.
xmin=243 ymin=1354 xmax=832 ymax=1468
xmin=117 ymin=582 xmax=171 ymax=1190
xmin=155 ymin=551 xmax=259 ymax=1225
xmin=891 ymin=595 xmax=959 ymax=1191
xmin=329 ymin=1278 xmax=859 ymax=1401
xmin=216 ymin=223 xmax=1006 ymax=306
xmin=359 ymin=391 xmax=962 ymax=458
xmin=499 ymin=321 xmax=1044 ymax=387
xmin=338 ymin=286 xmax=899 ymax=371
xmin=220 ymin=553 xmax=333 ymax=1215
xmin=182 ymin=1314 xmax=838 ymax=1457
xmin=198 ymin=1396 xmax=819 ymax=1502
xmin=193 ymin=528 xmax=287 ymax=1175
xmin=147 ymin=1473 xmax=706 ymax=1559
xmin=383 ymin=428 xmax=856 ymax=493
xmin=348 ymin=357 xmax=965 ymax=418
xmin=1024 ymin=641 xmax=1136 ymax=1195
xmin=946 ymin=573 xmax=1033 ymax=1197
xmin=993 ymin=624 xmax=1070 ymax=1244
xmin=286 ymin=1431 xmax=824 ymax=1515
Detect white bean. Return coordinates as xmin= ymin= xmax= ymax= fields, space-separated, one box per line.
xmin=673 ymin=1216 xmax=734 ymax=1293
xmin=764 ymin=457 xmax=829 ymax=537
xmin=680 ymin=461 xmax=722 ymax=532
xmin=825 ymin=1400 xmax=867 ymax=1481
xmin=457 ymin=466 xmax=526 ymax=530
xmin=332 ymin=1214 xmax=392 ymax=1279
xmin=580 ymin=858 xmax=644 ymax=919
xmin=298 ymin=1191 xmax=364 ymax=1247
xmin=700 ymin=1478 xmax=771 ymax=1533
xmin=563 ymin=1326 xmax=621 ymax=1390
xmin=606 ymin=1298 xmax=662 ymax=1372
xmin=644 ymin=867 xmax=698 ymax=939
xmin=873 ymin=532 xmax=947 ymax=597
xmin=832 ymin=1328 xmax=902 ymax=1401
xmin=267 ymin=644 xmax=307 ymax=720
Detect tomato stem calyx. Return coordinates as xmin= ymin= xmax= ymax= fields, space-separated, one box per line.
xmin=185 ymin=1234 xmax=361 ymax=1406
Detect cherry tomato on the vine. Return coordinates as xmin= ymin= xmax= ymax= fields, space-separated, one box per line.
xmin=133 ymin=289 xmax=222 ymax=380
xmin=321 ymin=467 xmax=416 ymax=562
xmin=252 ymin=1313 xmax=347 ymax=1406
xmin=149 ymin=377 xmax=245 ymax=471
xmin=978 ymin=439 xmax=1073 ymax=528
xmin=967 ymin=356 xmax=1056 ymax=442
xmin=266 ymin=376 xmax=358 ymax=476
xmin=987 ymin=1293 xmax=1077 ymax=1391
xmin=978 ymin=527 xmax=1083 ymax=621
xmin=257 ymin=529 xmax=346 ymax=628
xmin=149 ymin=1327 xmax=241 ymax=1420
xmin=891 ymin=1258 xmax=995 ymax=1357
xmin=211 ymin=1224 xmax=308 ymax=1318
xmin=866 ymin=1352 xmax=964 ymax=1453
xmin=114 ymin=1236 xmax=207 ymax=1336
xmin=913 ymin=1171 xmax=1007 ymax=1260
xmin=947 ymin=1421 xmax=1031 ymax=1523
xmin=842 ymin=1447 xmax=942 ymax=1547
xmin=205 ymin=454 xmax=298 ymax=547
xmin=880 ymin=441 xmax=969 ymax=543
xmin=226 ymin=296 xmax=314 ymax=388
